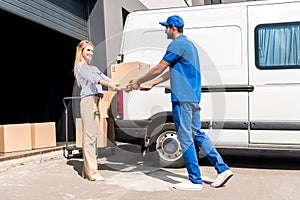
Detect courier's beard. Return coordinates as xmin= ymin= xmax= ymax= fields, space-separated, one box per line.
xmin=167 ymin=30 xmax=173 ymax=39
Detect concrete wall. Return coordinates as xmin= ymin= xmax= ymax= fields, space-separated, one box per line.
xmin=88 ymin=0 xmax=146 ymax=75
xmin=192 ymin=0 xmax=205 ymax=5
xmin=222 ymin=0 xmax=247 ymax=4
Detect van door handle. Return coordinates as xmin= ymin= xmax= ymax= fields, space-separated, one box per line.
xmin=165 ymin=88 xmax=171 ymax=93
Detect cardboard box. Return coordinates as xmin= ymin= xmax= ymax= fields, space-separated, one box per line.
xmin=31 ymin=122 xmax=56 ymax=149
xmin=98 ymin=116 xmax=108 ymax=148
xmin=75 ymin=118 xmax=82 ymax=148
xmin=76 ymin=90 xmax=115 ymax=148
xmin=111 ymin=61 xmax=150 ymax=89
xmin=102 ymin=91 xmax=115 ymax=110
xmin=0 ymin=123 xmax=32 ymax=153
xmin=99 ymin=91 xmax=115 ymax=147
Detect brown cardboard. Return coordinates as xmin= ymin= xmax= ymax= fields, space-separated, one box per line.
xmin=0 ymin=123 xmax=32 ymax=153
xmin=31 ymin=122 xmax=56 ymax=149
xmin=75 ymin=90 xmax=115 ymax=148
xmin=98 ymin=117 xmax=108 ymax=148
xmin=98 ymin=91 xmax=115 ymax=147
xmin=75 ymin=118 xmax=82 ymax=148
xmin=111 ymin=61 xmax=150 ymax=89
xmin=102 ymin=91 xmax=115 ymax=109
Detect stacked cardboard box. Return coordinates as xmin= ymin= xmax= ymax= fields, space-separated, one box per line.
xmin=75 ymin=118 xmax=82 ymax=148
xmin=31 ymin=122 xmax=56 ymax=149
xmin=0 ymin=122 xmax=57 ymax=153
xmin=0 ymin=123 xmax=32 ymax=153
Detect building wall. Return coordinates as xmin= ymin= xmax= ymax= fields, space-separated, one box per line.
xmin=88 ymin=0 xmax=147 ymax=75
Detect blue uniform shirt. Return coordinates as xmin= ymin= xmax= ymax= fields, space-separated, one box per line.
xmin=162 ymin=35 xmax=201 ymax=103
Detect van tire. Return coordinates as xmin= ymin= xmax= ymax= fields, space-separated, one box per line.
xmin=148 ymin=123 xmax=185 ymax=168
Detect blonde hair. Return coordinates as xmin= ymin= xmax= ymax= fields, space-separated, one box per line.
xmin=73 ymin=40 xmax=94 ymax=85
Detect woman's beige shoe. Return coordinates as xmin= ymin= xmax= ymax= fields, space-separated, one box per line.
xmin=94 ymin=175 xmax=105 ymax=181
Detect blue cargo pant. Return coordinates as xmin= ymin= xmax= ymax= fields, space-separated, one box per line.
xmin=172 ymin=102 xmax=229 ymax=184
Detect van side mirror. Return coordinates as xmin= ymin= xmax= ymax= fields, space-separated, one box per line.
xmin=116 ymin=54 xmax=124 ymax=64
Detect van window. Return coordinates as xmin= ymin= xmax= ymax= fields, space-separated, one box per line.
xmin=255 ymin=22 xmax=300 ymax=69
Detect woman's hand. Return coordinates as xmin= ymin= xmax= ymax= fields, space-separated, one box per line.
xmin=109 ymin=83 xmax=120 ymax=91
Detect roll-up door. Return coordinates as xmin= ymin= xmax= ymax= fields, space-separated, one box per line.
xmin=0 ymin=0 xmax=88 ymax=40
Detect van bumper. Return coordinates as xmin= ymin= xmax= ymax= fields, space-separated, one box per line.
xmin=114 ymin=119 xmax=151 ymax=144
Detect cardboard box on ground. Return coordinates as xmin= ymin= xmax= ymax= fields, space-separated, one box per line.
xmin=31 ymin=122 xmax=56 ymax=149
xmin=76 ymin=61 xmax=150 ymax=148
xmin=0 ymin=122 xmax=56 ymax=153
xmin=0 ymin=123 xmax=32 ymax=153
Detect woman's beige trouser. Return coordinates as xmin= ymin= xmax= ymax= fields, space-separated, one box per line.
xmin=80 ymin=95 xmax=101 ymax=181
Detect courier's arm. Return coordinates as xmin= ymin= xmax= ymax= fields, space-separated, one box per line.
xmin=141 ymin=70 xmax=170 ymax=90
xmin=127 ymin=61 xmax=169 ymax=90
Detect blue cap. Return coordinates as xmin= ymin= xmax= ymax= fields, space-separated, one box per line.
xmin=159 ymin=15 xmax=184 ymax=28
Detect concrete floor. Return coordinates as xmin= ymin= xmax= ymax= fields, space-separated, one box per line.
xmin=1 ymin=143 xmax=300 ymax=200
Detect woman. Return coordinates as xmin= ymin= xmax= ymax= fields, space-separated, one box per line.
xmin=74 ymin=40 xmax=118 ymax=181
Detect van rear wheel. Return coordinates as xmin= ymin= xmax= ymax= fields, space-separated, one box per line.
xmin=148 ymin=123 xmax=184 ymax=168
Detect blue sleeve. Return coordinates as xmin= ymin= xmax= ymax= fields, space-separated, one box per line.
xmin=162 ymin=40 xmax=183 ymax=66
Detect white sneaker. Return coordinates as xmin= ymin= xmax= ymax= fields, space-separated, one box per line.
xmin=173 ymin=181 xmax=203 ymax=191
xmin=211 ymin=169 xmax=233 ymax=188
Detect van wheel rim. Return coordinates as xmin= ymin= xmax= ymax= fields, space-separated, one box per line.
xmin=156 ymin=131 xmax=182 ymax=161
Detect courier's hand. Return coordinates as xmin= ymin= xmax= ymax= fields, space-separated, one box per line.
xmin=139 ymin=82 xmax=153 ymax=91
xmin=126 ymin=79 xmax=140 ymax=91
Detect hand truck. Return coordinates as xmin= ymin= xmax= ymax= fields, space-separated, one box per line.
xmin=63 ymin=96 xmax=82 ymax=159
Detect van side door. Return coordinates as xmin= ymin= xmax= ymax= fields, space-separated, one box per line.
xmin=248 ymin=2 xmax=300 ymax=147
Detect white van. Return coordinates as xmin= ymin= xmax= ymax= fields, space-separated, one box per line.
xmin=111 ymin=0 xmax=300 ymax=167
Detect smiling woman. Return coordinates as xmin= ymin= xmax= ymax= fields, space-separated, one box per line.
xmin=73 ymin=39 xmax=119 ymax=182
